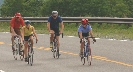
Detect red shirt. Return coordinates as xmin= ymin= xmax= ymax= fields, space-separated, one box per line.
xmin=10 ymin=17 xmax=25 ymax=28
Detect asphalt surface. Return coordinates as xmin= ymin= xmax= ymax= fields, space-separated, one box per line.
xmin=0 ymin=32 xmax=133 ymax=72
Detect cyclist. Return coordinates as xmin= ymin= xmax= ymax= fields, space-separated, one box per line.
xmin=10 ymin=12 xmax=25 ymax=53
xmin=21 ymin=20 xmax=38 ymax=62
xmin=78 ymin=19 xmax=96 ymax=57
xmin=47 ymin=11 xmax=64 ymax=52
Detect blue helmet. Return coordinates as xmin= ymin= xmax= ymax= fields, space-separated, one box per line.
xmin=24 ymin=20 xmax=31 ymax=25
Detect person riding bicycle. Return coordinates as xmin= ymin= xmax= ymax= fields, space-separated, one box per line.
xmin=21 ymin=20 xmax=38 ymax=62
xmin=47 ymin=11 xmax=64 ymax=52
xmin=10 ymin=12 xmax=25 ymax=53
xmin=78 ymin=18 xmax=96 ymax=57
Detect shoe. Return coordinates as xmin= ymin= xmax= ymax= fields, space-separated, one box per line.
xmin=25 ymin=58 xmax=28 ymax=62
xmin=50 ymin=43 xmax=53 ymax=48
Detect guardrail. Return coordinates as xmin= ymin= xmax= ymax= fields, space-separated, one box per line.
xmin=0 ymin=17 xmax=133 ymax=24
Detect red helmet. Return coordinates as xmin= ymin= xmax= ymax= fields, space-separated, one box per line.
xmin=15 ymin=12 xmax=21 ymax=17
xmin=86 ymin=19 xmax=88 ymax=23
xmin=81 ymin=19 xmax=87 ymax=25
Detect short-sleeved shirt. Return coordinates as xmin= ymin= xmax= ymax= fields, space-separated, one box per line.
xmin=23 ymin=25 xmax=33 ymax=36
xmin=78 ymin=24 xmax=92 ymax=33
xmin=10 ymin=17 xmax=25 ymax=28
xmin=48 ymin=16 xmax=62 ymax=29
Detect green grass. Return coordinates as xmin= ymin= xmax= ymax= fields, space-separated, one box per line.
xmin=1 ymin=22 xmax=133 ymax=40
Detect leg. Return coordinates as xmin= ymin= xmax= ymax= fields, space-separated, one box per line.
xmin=24 ymin=36 xmax=29 ymax=62
xmin=24 ymin=41 xmax=28 ymax=61
xmin=16 ymin=29 xmax=24 ymax=50
xmin=11 ymin=35 xmax=15 ymax=51
xmin=56 ymin=36 xmax=60 ymax=49
xmin=87 ymin=38 xmax=91 ymax=55
xmin=80 ymin=41 xmax=84 ymax=56
xmin=29 ymin=35 xmax=34 ymax=48
xmin=50 ymin=30 xmax=54 ymax=48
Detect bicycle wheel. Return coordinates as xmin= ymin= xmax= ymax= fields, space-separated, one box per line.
xmin=88 ymin=50 xmax=92 ymax=66
xmin=30 ymin=49 xmax=34 ymax=66
xmin=56 ymin=48 xmax=59 ymax=59
xmin=14 ymin=49 xmax=18 ymax=60
xmin=30 ymin=53 xmax=33 ymax=66
xmin=53 ymin=47 xmax=56 ymax=58
xmin=27 ymin=52 xmax=30 ymax=64
xmin=53 ymin=42 xmax=56 ymax=58
xmin=83 ymin=52 xmax=86 ymax=65
xmin=14 ymin=44 xmax=18 ymax=60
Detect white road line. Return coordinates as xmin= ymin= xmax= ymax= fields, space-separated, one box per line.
xmin=0 ymin=32 xmax=131 ymax=42
xmin=120 ymin=40 xmax=128 ymax=41
xmin=67 ymin=36 xmax=75 ymax=37
xmin=0 ymin=70 xmax=5 ymax=72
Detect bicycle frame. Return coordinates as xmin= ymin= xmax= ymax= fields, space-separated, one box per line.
xmin=52 ymin=33 xmax=63 ymax=59
xmin=27 ymin=39 xmax=34 ymax=66
xmin=13 ymin=35 xmax=24 ymax=60
xmin=81 ymin=36 xmax=95 ymax=65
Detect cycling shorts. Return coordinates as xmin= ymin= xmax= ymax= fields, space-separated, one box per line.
xmin=24 ymin=34 xmax=33 ymax=41
xmin=50 ymin=28 xmax=60 ymax=36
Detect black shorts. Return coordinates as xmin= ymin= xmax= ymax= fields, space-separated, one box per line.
xmin=50 ymin=28 xmax=60 ymax=36
xmin=24 ymin=34 xmax=33 ymax=41
xmin=78 ymin=32 xmax=89 ymax=38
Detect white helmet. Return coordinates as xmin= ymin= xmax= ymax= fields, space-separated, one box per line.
xmin=52 ymin=11 xmax=58 ymax=14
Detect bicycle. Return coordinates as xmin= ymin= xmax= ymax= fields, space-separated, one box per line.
xmin=27 ymin=38 xmax=37 ymax=66
xmin=13 ymin=35 xmax=24 ymax=60
xmin=80 ymin=37 xmax=95 ymax=65
xmin=51 ymin=33 xmax=63 ymax=59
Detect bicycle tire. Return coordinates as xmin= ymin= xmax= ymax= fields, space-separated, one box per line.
xmin=30 ymin=53 xmax=33 ymax=66
xmin=57 ymin=49 xmax=59 ymax=59
xmin=83 ymin=57 xmax=85 ymax=65
xmin=27 ymin=52 xmax=30 ymax=64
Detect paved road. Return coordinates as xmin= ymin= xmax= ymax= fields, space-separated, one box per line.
xmin=0 ymin=32 xmax=133 ymax=72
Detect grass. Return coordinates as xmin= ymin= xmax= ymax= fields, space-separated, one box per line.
xmin=1 ymin=22 xmax=133 ymax=40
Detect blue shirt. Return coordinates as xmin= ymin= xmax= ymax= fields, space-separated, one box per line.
xmin=78 ymin=24 xmax=92 ymax=33
xmin=48 ymin=16 xmax=62 ymax=28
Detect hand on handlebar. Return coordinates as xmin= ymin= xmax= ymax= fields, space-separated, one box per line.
xmin=93 ymin=38 xmax=96 ymax=42
xmin=36 ymin=38 xmax=38 ymax=43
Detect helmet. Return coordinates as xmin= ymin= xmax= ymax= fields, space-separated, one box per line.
xmin=52 ymin=11 xmax=58 ymax=15
xmin=25 ymin=20 xmax=31 ymax=25
xmin=81 ymin=19 xmax=87 ymax=25
xmin=85 ymin=19 xmax=88 ymax=23
xmin=15 ymin=12 xmax=21 ymax=17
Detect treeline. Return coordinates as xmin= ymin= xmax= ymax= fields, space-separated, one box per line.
xmin=0 ymin=0 xmax=133 ymax=17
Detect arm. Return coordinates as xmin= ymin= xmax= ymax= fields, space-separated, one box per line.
xmin=90 ymin=30 xmax=96 ymax=42
xmin=47 ymin=17 xmax=51 ymax=32
xmin=10 ymin=18 xmax=16 ymax=35
xmin=32 ymin=27 xmax=38 ymax=41
xmin=20 ymin=18 xmax=25 ymax=27
xmin=60 ymin=21 xmax=64 ymax=33
xmin=47 ymin=22 xmax=51 ymax=32
xmin=79 ymin=32 xmax=83 ymax=40
xmin=89 ymin=30 xmax=94 ymax=39
xmin=21 ymin=27 xmax=24 ymax=41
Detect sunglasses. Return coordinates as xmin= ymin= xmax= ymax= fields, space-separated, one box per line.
xmin=52 ymin=15 xmax=57 ymax=18
xmin=16 ymin=17 xmax=19 ymax=18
